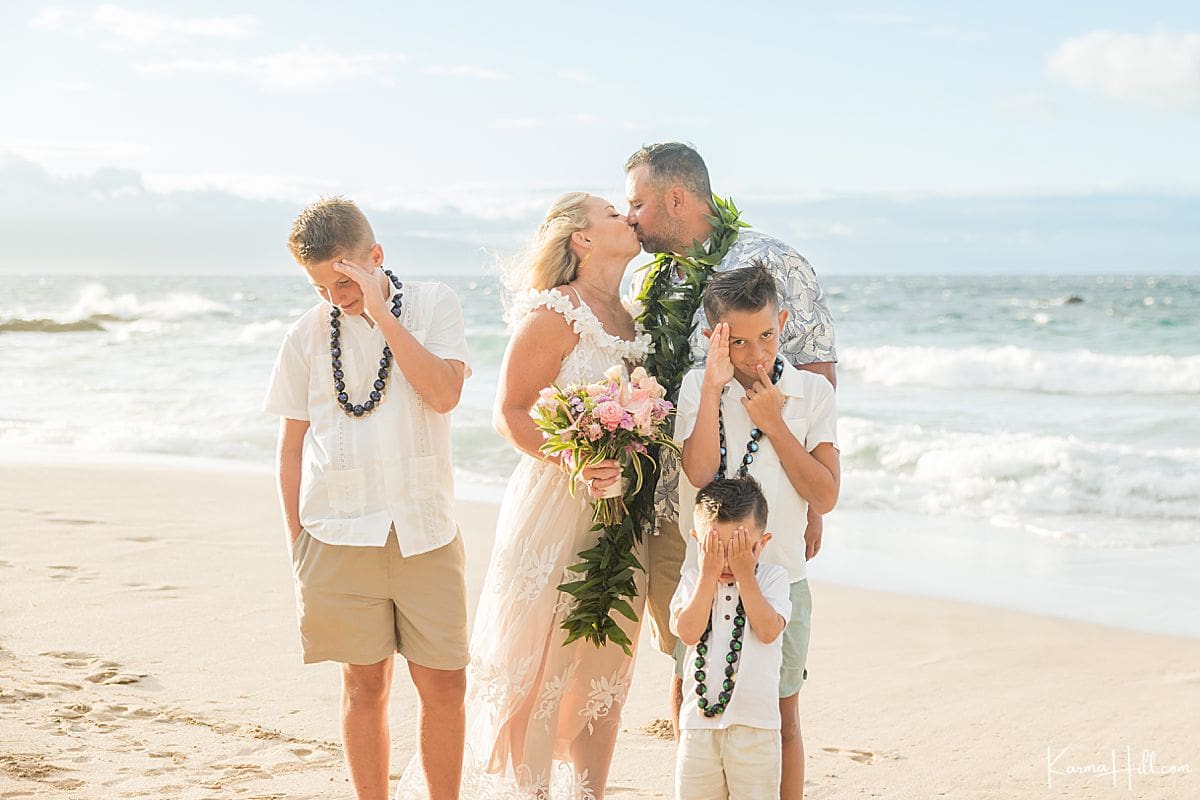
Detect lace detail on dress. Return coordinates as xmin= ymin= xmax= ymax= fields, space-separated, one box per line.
xmin=397 ymin=286 xmax=647 ymax=800
xmin=507 ymin=288 xmax=651 ymax=366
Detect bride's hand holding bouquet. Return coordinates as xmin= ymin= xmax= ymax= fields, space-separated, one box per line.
xmin=531 ymin=365 xmax=678 ymax=651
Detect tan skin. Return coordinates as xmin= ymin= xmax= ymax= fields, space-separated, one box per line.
xmin=274 ymin=243 xmax=468 ymax=800
xmin=627 ymin=166 xmax=836 ymax=796
xmin=494 ymin=195 xmax=641 ymax=499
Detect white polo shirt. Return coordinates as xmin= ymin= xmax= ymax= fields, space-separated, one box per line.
xmin=263 ymin=280 xmax=470 ymax=554
xmin=670 ymin=563 xmax=792 ymax=730
xmin=674 ymin=361 xmax=838 ymax=581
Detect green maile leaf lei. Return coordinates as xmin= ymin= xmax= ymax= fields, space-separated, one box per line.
xmin=554 ymin=195 xmax=748 ymax=655
xmin=636 ymin=194 xmax=749 ymax=404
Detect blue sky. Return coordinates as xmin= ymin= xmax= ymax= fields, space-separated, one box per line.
xmin=1 ymin=2 xmax=1199 ymax=273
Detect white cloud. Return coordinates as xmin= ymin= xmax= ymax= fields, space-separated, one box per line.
xmin=136 ymin=46 xmax=408 ymax=89
xmin=92 ymin=4 xmax=255 ymax=43
xmin=1048 ymin=30 xmax=1200 ymax=109
xmin=30 ymin=8 xmax=74 ymax=30
xmin=833 ymin=11 xmax=912 ymax=25
xmin=493 ymin=118 xmax=542 ymax=130
xmin=559 ymin=70 xmax=589 ymax=83
xmin=997 ymin=92 xmax=1059 ymax=117
xmin=493 ymin=114 xmax=641 ymax=131
xmin=424 ymin=64 xmax=507 ymax=80
xmin=0 ymin=138 xmax=145 ymax=173
xmin=141 ymin=171 xmax=340 ymax=203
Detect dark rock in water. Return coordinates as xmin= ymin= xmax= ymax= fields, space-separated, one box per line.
xmin=0 ymin=318 xmax=105 ymax=333
xmin=1064 ymin=295 xmax=1084 ymax=305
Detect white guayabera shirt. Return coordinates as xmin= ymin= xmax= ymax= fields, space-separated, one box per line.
xmin=264 ymin=280 xmax=470 ymax=554
xmin=656 ymin=228 xmax=839 ymax=524
xmin=670 ymin=562 xmax=792 ymax=730
xmin=673 ymin=361 xmax=838 ymax=582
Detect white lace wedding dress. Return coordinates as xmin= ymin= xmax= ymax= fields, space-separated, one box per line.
xmin=398 ymin=288 xmax=652 ymax=800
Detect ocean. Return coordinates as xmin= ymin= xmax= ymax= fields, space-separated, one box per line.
xmin=3 ymin=272 xmax=1197 ymax=634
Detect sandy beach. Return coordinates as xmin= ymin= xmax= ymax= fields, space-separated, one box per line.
xmin=1 ymin=463 xmax=1197 ymax=800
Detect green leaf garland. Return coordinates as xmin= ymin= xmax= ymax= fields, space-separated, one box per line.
xmin=555 ymin=195 xmax=748 ymax=654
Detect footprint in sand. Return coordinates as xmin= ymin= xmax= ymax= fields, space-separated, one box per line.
xmin=0 ymin=559 xmax=12 ymax=568
xmin=122 ymin=582 xmax=180 ymax=597
xmin=51 ymin=703 xmax=93 ymax=721
xmin=122 ymin=535 xmax=158 ymax=543
xmin=0 ymin=687 xmax=48 ymax=704
xmin=41 ymin=651 xmax=148 ymax=686
xmin=46 ymin=565 xmax=99 ymax=583
xmin=822 ymin=746 xmax=904 ymax=765
xmin=34 ymin=510 xmax=98 ymax=526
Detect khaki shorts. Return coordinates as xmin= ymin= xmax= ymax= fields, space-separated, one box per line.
xmin=676 ymin=725 xmax=781 ymax=800
xmin=645 ymin=516 xmax=688 ymax=656
xmin=290 ymin=528 xmax=469 ymax=669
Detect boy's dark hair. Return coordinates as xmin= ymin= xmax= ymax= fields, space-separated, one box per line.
xmin=624 ymin=142 xmax=712 ymax=201
xmin=694 ymin=477 xmax=769 ymax=532
xmin=702 ymin=262 xmax=781 ymax=323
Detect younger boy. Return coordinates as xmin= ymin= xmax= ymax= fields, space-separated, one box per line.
xmin=674 ymin=264 xmax=841 ymax=800
xmin=670 ymin=478 xmax=792 ymax=800
xmin=264 ymin=197 xmax=471 ymax=800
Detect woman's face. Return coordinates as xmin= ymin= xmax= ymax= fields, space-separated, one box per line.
xmin=580 ymin=195 xmax=640 ymax=262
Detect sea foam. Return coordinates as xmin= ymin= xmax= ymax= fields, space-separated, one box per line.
xmin=843 ymin=345 xmax=1200 ymax=395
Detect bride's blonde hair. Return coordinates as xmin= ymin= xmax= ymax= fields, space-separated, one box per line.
xmin=504 ymin=192 xmax=591 ymax=294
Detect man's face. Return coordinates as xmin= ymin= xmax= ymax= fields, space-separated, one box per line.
xmin=716 ymin=305 xmax=789 ymax=386
xmin=625 ymin=164 xmax=684 ymax=255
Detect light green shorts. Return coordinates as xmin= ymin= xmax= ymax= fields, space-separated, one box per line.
xmin=674 ymin=578 xmax=812 ymax=698
xmin=779 ymin=578 xmax=812 ymax=697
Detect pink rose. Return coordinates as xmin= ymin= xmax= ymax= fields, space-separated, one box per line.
xmin=595 ymin=400 xmax=625 ymax=431
xmin=633 ymin=404 xmax=656 ymax=436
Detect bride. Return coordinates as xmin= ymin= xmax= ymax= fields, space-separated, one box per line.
xmin=467 ymin=192 xmax=650 ymax=799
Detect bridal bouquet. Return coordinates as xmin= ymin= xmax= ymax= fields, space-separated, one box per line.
xmin=532 ymin=365 xmax=678 ymax=653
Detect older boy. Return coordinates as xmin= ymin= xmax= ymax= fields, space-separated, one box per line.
xmin=675 ymin=264 xmax=840 ymax=800
xmin=264 ymin=197 xmax=470 ymax=800
xmin=670 ymin=478 xmax=792 ymax=800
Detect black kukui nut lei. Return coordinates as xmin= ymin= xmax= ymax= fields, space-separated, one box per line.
xmin=330 ymin=269 xmax=403 ymax=418
xmin=694 ymin=598 xmax=747 ymax=717
xmin=716 ymin=356 xmax=785 ymax=480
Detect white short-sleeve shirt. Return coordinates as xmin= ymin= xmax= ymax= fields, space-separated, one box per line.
xmin=263 ymin=280 xmax=470 ymax=554
xmin=670 ymin=563 xmax=792 ymax=730
xmin=674 ymin=361 xmax=838 ymax=581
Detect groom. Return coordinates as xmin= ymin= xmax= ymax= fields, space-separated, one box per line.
xmin=624 ymin=142 xmax=837 ymax=800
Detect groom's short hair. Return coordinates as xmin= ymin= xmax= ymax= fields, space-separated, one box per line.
xmin=702 ymin=262 xmax=782 ymax=323
xmin=625 ymin=142 xmax=712 ymax=201
xmin=694 ymin=478 xmax=770 ymax=532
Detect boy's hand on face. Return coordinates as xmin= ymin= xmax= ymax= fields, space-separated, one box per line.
xmin=728 ymin=525 xmax=766 ymax=583
xmin=702 ymin=323 xmax=735 ymax=393
xmin=741 ymin=362 xmax=786 ymax=434
xmin=333 ymin=259 xmax=390 ymax=322
xmin=691 ymin=527 xmax=725 ymax=584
